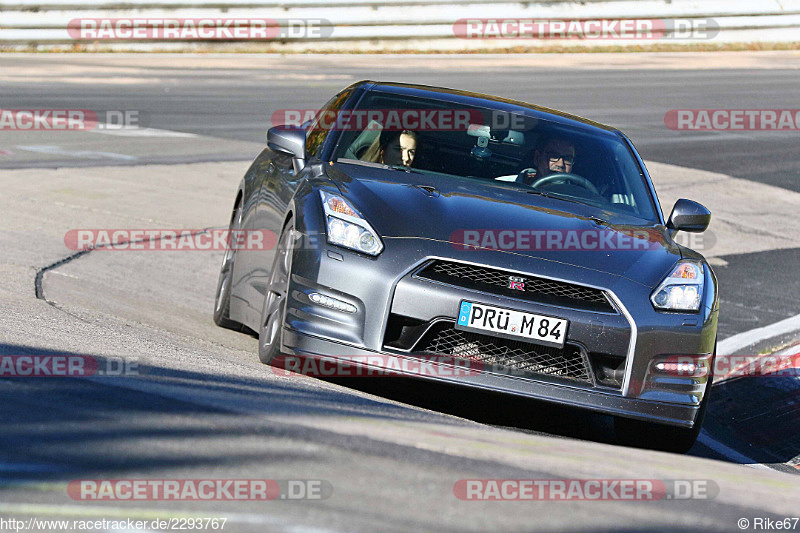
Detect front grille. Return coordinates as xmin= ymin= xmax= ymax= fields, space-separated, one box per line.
xmin=417 ymin=261 xmax=614 ymax=312
xmin=415 ymin=322 xmax=592 ymax=384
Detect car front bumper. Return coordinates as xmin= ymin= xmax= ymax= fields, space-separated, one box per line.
xmin=280 ymin=233 xmax=718 ymax=428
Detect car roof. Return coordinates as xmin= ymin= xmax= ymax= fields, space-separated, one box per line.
xmin=352 ymin=80 xmax=621 ymax=136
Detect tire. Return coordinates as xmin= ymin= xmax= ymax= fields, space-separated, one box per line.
xmin=213 ymin=201 xmax=244 ymax=330
xmin=258 ymin=218 xmax=294 ymax=365
xmin=615 ymin=341 xmax=716 ymax=454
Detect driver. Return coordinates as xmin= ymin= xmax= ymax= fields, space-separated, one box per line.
xmin=518 ymin=136 xmax=576 ymax=186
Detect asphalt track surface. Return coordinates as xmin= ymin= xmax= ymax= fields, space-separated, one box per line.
xmin=1 ymin=53 xmax=800 ymax=532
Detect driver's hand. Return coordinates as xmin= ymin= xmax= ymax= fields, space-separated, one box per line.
xmin=516 ymin=168 xmax=537 ymax=185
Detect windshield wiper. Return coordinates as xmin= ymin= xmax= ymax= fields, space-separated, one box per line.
xmin=588 ymin=215 xmax=611 ymax=227
xmin=525 ymin=189 xmax=601 ymax=210
xmin=525 ymin=189 xmax=554 ymax=199
xmin=336 ymin=158 xmax=424 ymax=174
xmin=386 ymin=164 xmax=424 ymax=174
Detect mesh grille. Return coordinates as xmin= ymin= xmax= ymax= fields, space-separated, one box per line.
xmin=417 ymin=324 xmax=592 ymax=383
xmin=418 ymin=261 xmax=613 ymax=312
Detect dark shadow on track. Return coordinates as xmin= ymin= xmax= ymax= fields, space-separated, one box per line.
xmin=321 ymin=375 xmax=619 ymax=446
xmin=701 ymin=376 xmax=800 ymax=470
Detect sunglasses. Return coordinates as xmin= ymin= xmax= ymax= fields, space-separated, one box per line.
xmin=545 ymin=151 xmax=576 ymax=165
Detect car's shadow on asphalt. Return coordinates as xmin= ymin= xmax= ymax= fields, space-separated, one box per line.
xmin=322 ymin=373 xmax=800 ymax=469
xmin=322 ymin=376 xmax=619 ymax=445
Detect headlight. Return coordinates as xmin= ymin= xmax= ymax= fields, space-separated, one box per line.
xmin=320 ymin=191 xmax=383 ymax=256
xmin=650 ymin=261 xmax=704 ymax=312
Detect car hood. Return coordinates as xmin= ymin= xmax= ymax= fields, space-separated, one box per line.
xmin=328 ymin=162 xmax=685 ymax=288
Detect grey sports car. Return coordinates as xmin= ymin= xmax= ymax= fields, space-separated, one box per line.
xmin=214 ymin=81 xmax=718 ymax=453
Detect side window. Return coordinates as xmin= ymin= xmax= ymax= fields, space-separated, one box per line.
xmin=306 ymin=89 xmax=353 ymax=159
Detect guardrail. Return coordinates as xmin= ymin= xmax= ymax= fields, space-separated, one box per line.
xmin=1 ymin=0 xmax=799 ymax=49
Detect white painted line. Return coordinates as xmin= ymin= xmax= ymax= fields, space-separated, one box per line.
xmin=776 ymin=343 xmax=800 ymax=356
xmin=90 ymin=127 xmax=198 ymax=138
xmin=15 ymin=145 xmax=138 ymax=161
xmin=718 ymin=313 xmax=800 ymax=356
xmin=701 ymin=320 xmax=800 ymax=471
xmin=697 ymin=430 xmax=772 ymax=471
xmin=636 ymin=130 xmax=799 ymax=145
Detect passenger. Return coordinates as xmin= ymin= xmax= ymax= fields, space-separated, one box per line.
xmin=362 ymin=129 xmax=417 ymax=167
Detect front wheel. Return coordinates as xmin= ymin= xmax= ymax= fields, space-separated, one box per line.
xmin=213 ymin=202 xmax=243 ymax=330
xmin=258 ymin=218 xmax=294 ymax=365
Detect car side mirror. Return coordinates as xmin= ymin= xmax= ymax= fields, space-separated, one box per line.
xmin=667 ymin=199 xmax=711 ymax=233
xmin=267 ymin=125 xmax=307 ymax=172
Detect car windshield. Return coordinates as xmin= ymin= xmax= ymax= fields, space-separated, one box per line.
xmin=330 ymin=91 xmax=659 ymax=222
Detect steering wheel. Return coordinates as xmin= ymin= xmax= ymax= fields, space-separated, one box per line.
xmin=531 ymin=172 xmax=600 ymax=196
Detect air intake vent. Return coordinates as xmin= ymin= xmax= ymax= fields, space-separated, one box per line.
xmin=416 ymin=261 xmax=615 ymax=313
xmin=416 ymin=322 xmax=592 ymax=383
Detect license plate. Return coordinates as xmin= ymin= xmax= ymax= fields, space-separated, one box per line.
xmin=456 ymin=301 xmax=568 ymax=348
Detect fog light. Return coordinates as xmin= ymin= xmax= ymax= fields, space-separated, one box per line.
xmin=309 ymin=292 xmax=357 ymax=313
xmin=651 ymin=356 xmax=709 ymax=377
xmin=655 ymin=362 xmax=698 ymax=375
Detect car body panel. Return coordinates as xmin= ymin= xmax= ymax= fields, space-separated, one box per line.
xmin=329 ymin=160 xmax=682 ymax=289
xmin=218 ymin=80 xmax=719 ymax=432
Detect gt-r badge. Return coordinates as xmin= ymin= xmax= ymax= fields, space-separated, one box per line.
xmin=508 ymin=276 xmax=526 ymax=291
